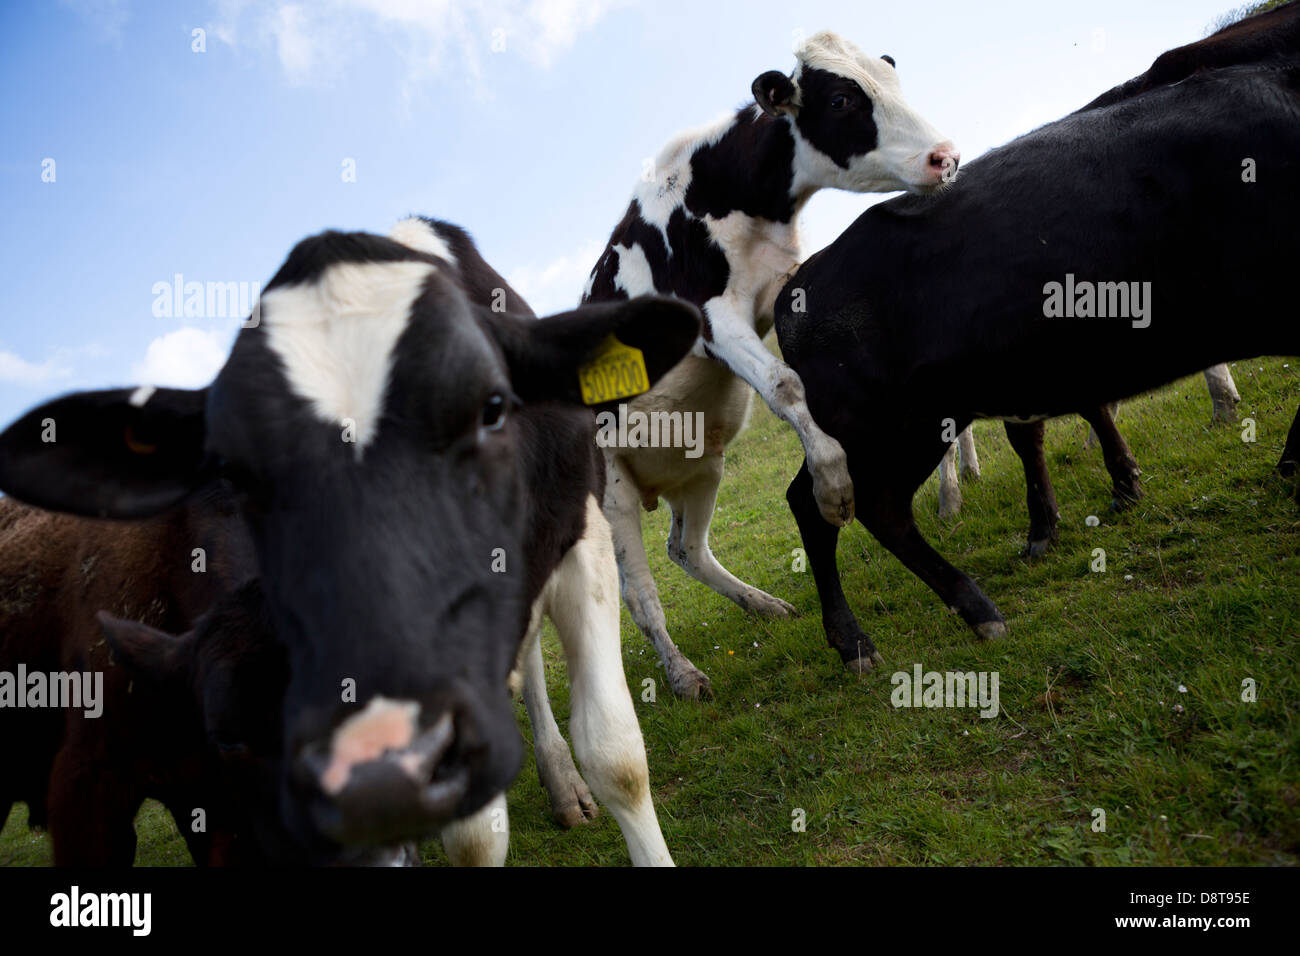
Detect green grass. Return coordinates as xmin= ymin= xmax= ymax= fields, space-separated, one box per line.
xmin=4 ymin=358 xmax=1297 ymax=866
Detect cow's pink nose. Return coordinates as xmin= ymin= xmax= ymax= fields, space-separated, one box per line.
xmin=928 ymin=143 xmax=960 ymax=180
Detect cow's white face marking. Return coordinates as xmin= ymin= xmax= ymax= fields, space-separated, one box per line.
xmin=792 ymin=31 xmax=953 ymax=194
xmin=128 ymin=385 xmax=156 ymax=408
xmin=320 ymin=696 xmax=421 ymax=795
xmin=259 ymin=259 xmax=433 ymax=455
xmin=388 ymin=218 xmax=457 ymax=266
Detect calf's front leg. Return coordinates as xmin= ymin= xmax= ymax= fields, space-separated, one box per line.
xmin=546 ymin=496 xmax=673 ymax=866
xmin=702 ymin=298 xmax=852 ymax=526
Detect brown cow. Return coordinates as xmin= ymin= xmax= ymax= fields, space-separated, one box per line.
xmin=0 ymin=485 xmax=255 ymax=865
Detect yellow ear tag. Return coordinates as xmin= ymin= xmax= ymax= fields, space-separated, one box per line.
xmin=577 ymin=335 xmax=650 ymax=405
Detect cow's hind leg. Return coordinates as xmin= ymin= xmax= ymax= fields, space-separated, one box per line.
xmin=1204 ymin=363 xmax=1240 ymax=422
xmin=1079 ymin=405 xmax=1142 ymax=509
xmin=1005 ymin=421 xmax=1060 ymax=557
xmin=519 ymin=624 xmax=598 ymax=828
xmin=937 ymin=442 xmax=962 ymax=518
xmin=605 ymin=456 xmax=710 ymax=700
xmin=664 ymin=455 xmax=795 ymax=617
xmin=958 ymin=425 xmax=981 ymax=480
xmin=856 ymin=475 xmax=1007 ymax=643
xmin=788 ymin=459 xmax=883 ymax=671
xmin=547 ymin=496 xmax=672 ymax=866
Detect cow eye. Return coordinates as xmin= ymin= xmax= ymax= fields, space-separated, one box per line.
xmin=830 ymin=93 xmax=850 ymax=111
xmin=480 ymin=392 xmax=508 ymax=433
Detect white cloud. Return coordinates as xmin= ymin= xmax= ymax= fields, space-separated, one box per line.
xmin=131 ymin=327 xmax=232 ymax=389
xmin=507 ymin=238 xmax=604 ymax=317
xmin=0 ymin=349 xmax=72 ymax=387
xmin=209 ymin=0 xmax=627 ymax=89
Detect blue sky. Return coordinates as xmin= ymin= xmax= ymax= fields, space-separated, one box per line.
xmin=0 ymin=0 xmax=1242 ymax=428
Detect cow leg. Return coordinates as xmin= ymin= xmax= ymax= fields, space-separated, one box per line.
xmin=787 ymin=459 xmax=882 ymax=670
xmin=855 ymin=473 xmax=1008 ymax=643
xmin=47 ymin=759 xmax=140 ymax=866
xmin=519 ymin=624 xmax=598 ymax=828
xmin=698 ymin=301 xmax=853 ymax=525
xmin=440 ymin=792 xmax=508 ymax=867
xmin=547 ymin=496 xmax=673 ymax=866
xmin=1079 ymin=405 xmax=1143 ymax=509
xmin=957 ymin=425 xmax=981 ymax=480
xmin=1084 ymin=401 xmax=1120 ymax=448
xmin=664 ymin=456 xmax=796 ymax=617
xmin=1204 ymin=363 xmax=1240 ymax=422
xmin=604 ymin=456 xmax=711 ymax=700
xmin=1005 ymin=421 xmax=1060 ymax=557
xmin=1278 ymin=403 xmax=1300 ymax=483
xmin=937 ymin=441 xmax=962 ymax=518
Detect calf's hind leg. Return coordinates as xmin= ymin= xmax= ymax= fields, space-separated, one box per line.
xmin=854 ymin=473 xmax=1007 ymax=643
xmin=1005 ymin=421 xmax=1060 ymax=557
xmin=1079 ymin=405 xmax=1142 ymax=509
xmin=664 ymin=455 xmax=796 ymax=618
xmin=519 ymin=624 xmax=598 ymax=828
xmin=604 ymin=455 xmax=711 ymax=700
xmin=1278 ymin=403 xmax=1300 ymax=481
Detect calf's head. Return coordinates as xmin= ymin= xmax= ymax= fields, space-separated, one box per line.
xmin=753 ymin=30 xmax=959 ymax=193
xmin=0 ymin=229 xmax=699 ymax=854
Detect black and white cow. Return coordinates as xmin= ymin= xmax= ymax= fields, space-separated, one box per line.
xmin=582 ymin=30 xmax=957 ymax=698
xmin=0 ymin=218 xmax=699 ymax=864
xmin=773 ymin=40 xmax=1300 ymax=670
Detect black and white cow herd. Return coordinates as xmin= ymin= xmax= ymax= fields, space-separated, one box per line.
xmin=1 ymin=5 xmax=1297 ymax=866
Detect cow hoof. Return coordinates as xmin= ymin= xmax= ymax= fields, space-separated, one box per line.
xmin=551 ymin=779 xmax=599 ymax=829
xmin=974 ymin=621 xmax=1007 ymax=641
xmin=812 ymin=467 xmax=855 ymax=527
xmin=745 ymin=590 xmax=797 ymax=618
xmin=1277 ymin=459 xmax=1298 ymax=480
xmin=668 ymin=663 xmax=714 ymax=701
xmin=842 ymin=647 xmax=884 ymax=674
xmin=1025 ymin=537 xmax=1053 ymax=558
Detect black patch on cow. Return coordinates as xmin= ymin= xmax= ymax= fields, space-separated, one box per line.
xmin=263 ymin=231 xmax=442 ymax=295
xmin=794 ymin=66 xmax=880 ymax=169
xmin=420 ymin=218 xmax=536 ymax=317
xmin=585 ymin=200 xmax=727 ymax=342
xmin=685 ymin=108 xmax=797 ymax=223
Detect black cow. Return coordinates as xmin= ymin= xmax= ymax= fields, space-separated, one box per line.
xmin=0 ymin=218 xmax=698 ymax=862
xmin=774 ymin=46 xmax=1300 ymax=670
xmin=942 ymin=2 xmax=1300 ymax=552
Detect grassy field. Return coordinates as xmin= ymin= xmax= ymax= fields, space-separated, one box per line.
xmin=2 ymin=357 xmax=1296 ymax=867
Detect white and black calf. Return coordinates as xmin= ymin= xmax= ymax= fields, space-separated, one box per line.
xmin=774 ymin=30 xmax=1300 ymax=671
xmin=583 ymin=30 xmax=957 ymax=698
xmin=0 ymin=219 xmax=699 ymax=863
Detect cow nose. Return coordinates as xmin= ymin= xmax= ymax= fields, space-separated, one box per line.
xmin=928 ymin=142 xmax=960 ymax=181
xmin=298 ymin=698 xmax=473 ymax=846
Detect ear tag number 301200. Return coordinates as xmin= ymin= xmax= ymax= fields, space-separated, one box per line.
xmin=578 ymin=336 xmax=650 ymax=405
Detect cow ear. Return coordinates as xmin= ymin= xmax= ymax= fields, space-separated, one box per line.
xmin=0 ymin=387 xmax=210 ymax=519
xmin=753 ymin=70 xmax=797 ymax=116
xmin=489 ymin=296 xmax=700 ymax=406
xmin=99 ymin=612 xmax=190 ymax=687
